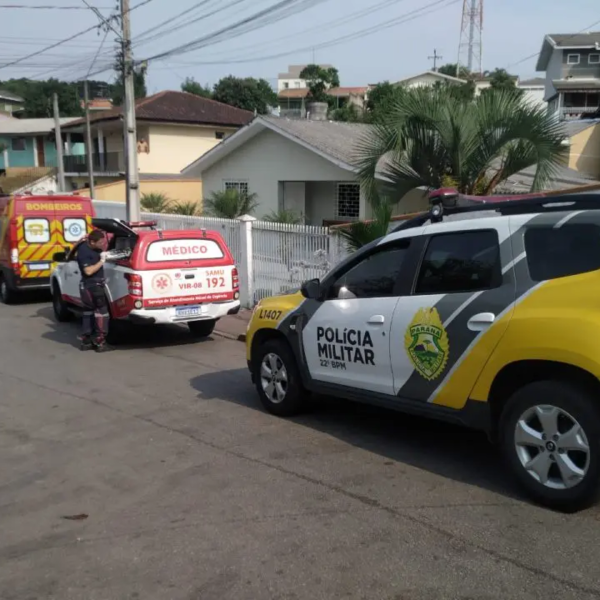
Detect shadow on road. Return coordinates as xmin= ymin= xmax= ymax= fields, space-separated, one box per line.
xmin=36 ymin=306 xmax=212 ymax=351
xmin=190 ymin=367 xmax=524 ymax=503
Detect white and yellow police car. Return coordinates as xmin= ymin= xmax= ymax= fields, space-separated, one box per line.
xmin=246 ymin=191 xmax=600 ymax=512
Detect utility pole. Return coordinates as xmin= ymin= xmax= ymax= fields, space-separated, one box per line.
xmin=84 ymin=80 xmax=95 ymax=199
xmin=52 ymin=93 xmax=66 ymax=192
xmin=121 ymin=0 xmax=140 ymax=222
xmin=428 ymin=49 xmax=442 ymax=71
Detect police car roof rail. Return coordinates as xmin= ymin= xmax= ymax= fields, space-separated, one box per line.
xmin=392 ymin=191 xmax=600 ymax=233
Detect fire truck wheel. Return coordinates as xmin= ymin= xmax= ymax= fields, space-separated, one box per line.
xmin=0 ymin=274 xmax=16 ymax=305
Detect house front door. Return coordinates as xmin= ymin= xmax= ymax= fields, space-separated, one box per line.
xmin=36 ymin=137 xmax=46 ymax=167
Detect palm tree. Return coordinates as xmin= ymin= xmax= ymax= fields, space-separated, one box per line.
xmin=203 ymin=189 xmax=259 ymax=219
xmin=171 ymin=201 xmax=201 ymax=216
xmin=336 ymin=195 xmax=394 ymax=252
xmin=140 ymin=192 xmax=171 ymax=213
xmin=262 ymin=209 xmax=303 ymax=224
xmin=354 ymin=87 xmax=567 ymax=202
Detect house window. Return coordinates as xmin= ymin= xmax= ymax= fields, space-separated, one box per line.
xmin=336 ymin=183 xmax=360 ymax=219
xmin=294 ymin=81 xmax=301 ymax=88
xmin=224 ymin=180 xmax=249 ymax=196
xmin=567 ymin=53 xmax=580 ymax=65
xmin=283 ymin=82 xmax=289 ymax=89
xmin=589 ymin=54 xmax=600 ymax=64
xmin=215 ymin=131 xmax=225 ymax=140
xmin=11 ymin=137 xmax=26 ymax=151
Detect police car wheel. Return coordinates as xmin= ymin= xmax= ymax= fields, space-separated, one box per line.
xmin=52 ymin=285 xmax=72 ymax=322
xmin=254 ymin=340 xmax=307 ymax=417
xmin=501 ymin=380 xmax=600 ymax=513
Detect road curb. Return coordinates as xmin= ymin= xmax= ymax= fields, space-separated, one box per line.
xmin=214 ymin=330 xmax=246 ymax=343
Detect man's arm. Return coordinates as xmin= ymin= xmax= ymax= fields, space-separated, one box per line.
xmin=83 ymin=258 xmax=104 ymax=277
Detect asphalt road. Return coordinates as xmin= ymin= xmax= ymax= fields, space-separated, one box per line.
xmin=2 ymin=298 xmax=600 ymax=600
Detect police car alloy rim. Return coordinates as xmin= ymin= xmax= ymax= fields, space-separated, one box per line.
xmin=260 ymin=353 xmax=288 ymax=404
xmin=514 ymin=404 xmax=590 ymax=490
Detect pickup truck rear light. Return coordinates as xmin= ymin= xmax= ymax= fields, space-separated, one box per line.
xmin=124 ymin=273 xmax=143 ymax=297
xmin=232 ymin=267 xmax=239 ymax=291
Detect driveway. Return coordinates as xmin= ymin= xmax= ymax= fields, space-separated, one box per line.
xmin=1 ymin=298 xmax=600 ymax=600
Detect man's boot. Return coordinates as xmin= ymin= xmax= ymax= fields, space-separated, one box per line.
xmin=79 ymin=336 xmax=94 ymax=351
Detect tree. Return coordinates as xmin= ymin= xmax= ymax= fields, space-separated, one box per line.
xmin=171 ymin=200 xmax=201 ymax=216
xmin=484 ymin=68 xmax=522 ymax=95
xmin=299 ymin=64 xmax=340 ymax=103
xmin=364 ymin=81 xmax=405 ymax=123
xmin=203 ymin=189 xmax=258 ymax=219
xmin=437 ymin=63 xmax=471 ymax=79
xmin=331 ymin=102 xmax=362 ymax=123
xmin=140 ymin=192 xmax=172 ymax=213
xmin=432 ymin=79 xmax=476 ymax=102
xmin=263 ymin=209 xmax=303 ymax=224
xmin=212 ymin=76 xmax=277 ymax=114
xmin=112 ymin=49 xmax=147 ymax=107
xmin=354 ymin=87 xmax=566 ymax=203
xmin=181 ymin=77 xmax=212 ymax=98
xmin=337 ymin=195 xmax=394 ymax=251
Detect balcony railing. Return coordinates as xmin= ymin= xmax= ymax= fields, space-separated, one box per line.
xmin=279 ymin=108 xmax=306 ymax=119
xmin=561 ymin=106 xmax=600 ymax=119
xmin=63 ymin=152 xmax=123 ymax=174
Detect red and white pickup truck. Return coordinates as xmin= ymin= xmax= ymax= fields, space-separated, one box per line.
xmin=50 ymin=218 xmax=241 ymax=338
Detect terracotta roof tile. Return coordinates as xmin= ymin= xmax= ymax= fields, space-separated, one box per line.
xmin=62 ymin=90 xmax=254 ymax=130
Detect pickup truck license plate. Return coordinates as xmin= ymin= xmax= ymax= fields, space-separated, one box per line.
xmin=176 ymin=305 xmax=204 ymax=318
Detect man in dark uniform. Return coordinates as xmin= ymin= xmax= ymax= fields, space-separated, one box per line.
xmin=77 ymin=229 xmax=110 ymax=352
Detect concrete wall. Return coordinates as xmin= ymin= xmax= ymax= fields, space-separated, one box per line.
xmin=137 ymin=124 xmax=236 ymax=174
xmin=568 ymin=124 xmax=600 ymax=177
xmin=74 ymin=178 xmax=202 ymax=205
xmin=199 ymin=129 xmax=365 ymax=223
xmin=545 ymin=50 xmax=564 ymax=102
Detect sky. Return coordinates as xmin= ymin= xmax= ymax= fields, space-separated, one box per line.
xmin=0 ymin=0 xmax=599 ymax=95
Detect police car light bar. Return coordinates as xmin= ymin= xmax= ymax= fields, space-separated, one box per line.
xmin=393 ymin=191 xmax=600 ymax=232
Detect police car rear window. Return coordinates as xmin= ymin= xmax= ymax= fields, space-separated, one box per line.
xmin=525 ymin=224 xmax=600 ymax=281
xmin=146 ymin=238 xmax=224 ymax=262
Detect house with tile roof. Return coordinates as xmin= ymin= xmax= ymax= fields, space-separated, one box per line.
xmin=57 ymin=90 xmax=254 ymax=200
xmin=278 ymin=86 xmax=370 ymax=118
xmin=0 ymin=89 xmax=24 ymax=116
xmin=182 ymin=115 xmax=600 ymax=226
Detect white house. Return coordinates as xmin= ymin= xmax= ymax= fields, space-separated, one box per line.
xmin=181 ymin=115 xmax=429 ymax=226
xmin=517 ymin=77 xmax=547 ymax=108
xmin=277 ymin=64 xmax=335 ymax=93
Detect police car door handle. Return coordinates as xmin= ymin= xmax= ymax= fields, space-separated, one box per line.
xmin=467 ymin=312 xmax=495 ymax=332
xmin=367 ymin=315 xmax=385 ymax=324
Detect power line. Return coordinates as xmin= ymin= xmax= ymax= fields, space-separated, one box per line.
xmin=143 ymin=0 xmax=330 ymax=62
xmin=0 ymin=4 xmax=113 ymax=8
xmin=0 ymin=0 xmax=155 ymax=74
xmin=507 ymin=18 xmax=600 ymax=69
xmin=158 ymin=0 xmax=458 ymax=67
xmin=86 ymin=27 xmax=110 ymax=78
xmin=166 ymin=0 xmax=409 ymax=63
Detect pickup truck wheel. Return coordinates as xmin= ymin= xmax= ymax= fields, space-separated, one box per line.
xmin=188 ymin=319 xmax=215 ymax=338
xmin=52 ymin=284 xmax=73 ymax=322
xmin=500 ymin=380 xmax=600 ymax=512
xmin=0 ymin=274 xmax=16 ymax=305
xmin=253 ymin=339 xmax=308 ymax=417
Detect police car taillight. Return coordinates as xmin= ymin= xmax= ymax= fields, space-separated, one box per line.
xmin=125 ymin=273 xmax=143 ymax=297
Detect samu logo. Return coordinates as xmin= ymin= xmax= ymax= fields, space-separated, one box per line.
xmin=405 ymin=307 xmax=450 ymax=381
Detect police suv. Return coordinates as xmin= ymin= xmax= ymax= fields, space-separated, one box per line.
xmin=246 ymin=191 xmax=600 ymax=512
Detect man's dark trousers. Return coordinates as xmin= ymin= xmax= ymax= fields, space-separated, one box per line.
xmin=79 ymin=281 xmax=109 ymax=344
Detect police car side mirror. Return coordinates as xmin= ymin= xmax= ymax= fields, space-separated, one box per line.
xmin=301 ymin=278 xmax=322 ymax=300
xmin=52 ymin=252 xmax=67 ymax=263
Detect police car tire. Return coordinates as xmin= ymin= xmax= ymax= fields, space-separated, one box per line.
xmin=52 ymin=284 xmax=72 ymax=322
xmin=500 ymin=380 xmax=600 ymax=513
xmin=188 ymin=319 xmax=216 ymax=338
xmin=254 ymin=339 xmax=307 ymax=417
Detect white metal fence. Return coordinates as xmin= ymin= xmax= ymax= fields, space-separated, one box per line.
xmin=93 ymin=201 xmax=351 ymax=306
